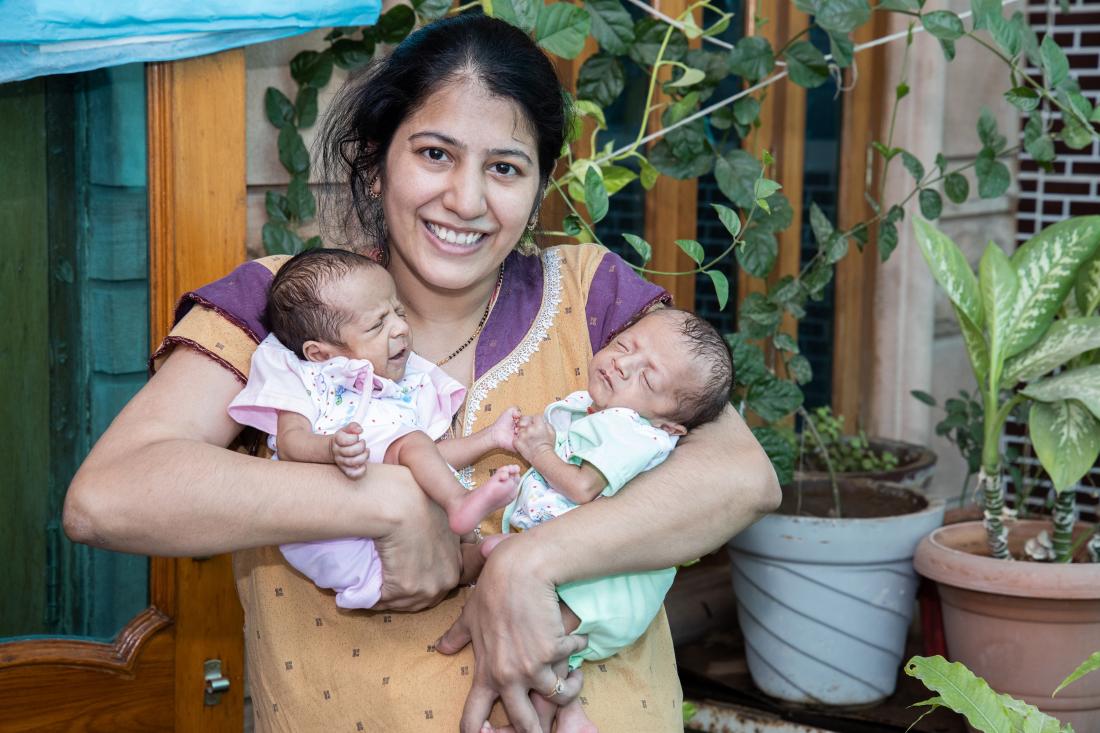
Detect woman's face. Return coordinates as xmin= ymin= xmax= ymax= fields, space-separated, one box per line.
xmin=381 ymin=77 xmax=542 ymax=292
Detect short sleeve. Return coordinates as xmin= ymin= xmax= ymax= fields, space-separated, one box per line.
xmin=227 ymin=336 xmax=319 ymax=435
xmin=566 ymin=410 xmax=675 ymax=495
xmin=584 ymin=249 xmax=671 ymax=352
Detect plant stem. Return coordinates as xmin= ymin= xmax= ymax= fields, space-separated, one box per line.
xmin=1088 ymin=526 xmax=1100 ymax=563
xmin=798 ymin=405 xmax=842 ymax=518
xmin=1052 ymin=489 xmax=1077 ymax=562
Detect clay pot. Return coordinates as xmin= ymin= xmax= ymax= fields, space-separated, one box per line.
xmin=792 ymin=438 xmax=938 ymax=490
xmin=727 ymin=480 xmax=945 ymax=705
xmin=914 ymin=520 xmax=1100 ymax=730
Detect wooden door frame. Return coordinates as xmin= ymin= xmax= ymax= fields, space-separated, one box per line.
xmin=0 ymin=49 xmax=246 ymax=732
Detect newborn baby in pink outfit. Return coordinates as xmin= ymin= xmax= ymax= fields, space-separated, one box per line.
xmin=228 ymin=248 xmax=519 ymax=608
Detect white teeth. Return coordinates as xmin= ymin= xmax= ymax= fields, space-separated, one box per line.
xmin=429 ymin=222 xmax=483 ymax=246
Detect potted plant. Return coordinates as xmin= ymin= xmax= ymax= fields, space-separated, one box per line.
xmin=911 ymin=215 xmax=1100 ymax=729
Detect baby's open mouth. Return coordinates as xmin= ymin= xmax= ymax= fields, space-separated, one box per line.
xmin=390 ymin=348 xmax=407 ymax=361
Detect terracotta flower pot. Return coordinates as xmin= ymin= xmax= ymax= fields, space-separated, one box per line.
xmin=792 ymin=438 xmax=938 ymax=489
xmin=914 ymin=520 xmax=1100 ymax=730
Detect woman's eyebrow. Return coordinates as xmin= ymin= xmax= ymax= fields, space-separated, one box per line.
xmin=407 ymin=131 xmax=533 ymax=165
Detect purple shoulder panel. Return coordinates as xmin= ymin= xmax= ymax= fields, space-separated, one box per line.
xmin=174 ymin=259 xmax=274 ymax=342
xmin=475 ymin=250 xmax=544 ymax=380
xmin=586 ymin=250 xmax=671 ymax=350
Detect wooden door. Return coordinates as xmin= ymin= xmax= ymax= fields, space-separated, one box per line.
xmin=0 ymin=50 xmax=246 ymax=732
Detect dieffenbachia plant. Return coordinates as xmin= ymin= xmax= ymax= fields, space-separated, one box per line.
xmin=913 ymin=216 xmax=1100 ymax=562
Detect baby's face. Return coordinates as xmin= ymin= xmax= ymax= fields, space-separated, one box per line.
xmin=313 ymin=266 xmax=412 ymax=380
xmin=587 ymin=311 xmax=700 ymax=434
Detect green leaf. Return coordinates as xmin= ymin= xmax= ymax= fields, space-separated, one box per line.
xmin=1076 ymin=252 xmax=1100 ymax=314
xmin=990 ymin=13 xmax=1024 ymax=57
xmin=809 ymin=203 xmax=834 ymax=248
xmin=975 ymin=150 xmax=1010 ymax=199
xmin=262 ymin=222 xmax=304 ymax=256
xmin=600 ymin=164 xmax=636 ymax=195
xmin=1023 ymin=365 xmax=1100 ymax=421
xmin=492 ymin=0 xmax=539 ymax=32
xmin=747 ymin=374 xmax=803 ymax=422
xmin=295 ymin=86 xmax=319 ymax=128
xmin=669 ymin=65 xmax=707 ymax=88
xmin=787 ymin=354 xmax=813 ymax=385
xmin=277 ymin=127 xmax=310 ymax=175
xmin=1054 ymin=652 xmax=1100 ymax=697
xmin=958 ymin=307 xmax=991 ymax=386
xmin=623 ymin=233 xmax=652 ymax=264
xmin=783 ymin=41 xmax=829 ymax=89
xmin=1008 ymin=217 xmax=1100 ymax=357
xmin=264 ymin=87 xmax=296 ymax=129
xmin=828 ymin=32 xmax=855 ymax=68
xmin=937 ymin=37 xmax=957 ymax=61
xmin=803 ymin=259 xmax=833 ymax=300
xmin=922 ymin=11 xmax=965 ymax=41
xmin=752 ymin=426 xmax=795 ymax=486
xmin=944 ymin=173 xmax=970 ymax=204
xmin=876 ymin=0 xmax=919 ymax=10
xmin=774 ymin=332 xmax=798 ymax=353
xmin=1004 ymin=86 xmax=1040 ymax=112
xmin=815 ymin=0 xmax=871 ymax=34
xmin=726 ymin=332 xmax=768 ymax=387
xmin=970 ymin=0 xmax=1002 ymax=30
xmin=1062 ymin=116 xmax=1095 ymax=151
xmin=714 ymin=149 xmax=761 ymax=208
xmin=412 ymin=0 xmax=453 ymax=21
xmin=753 ymin=193 xmax=793 ymax=233
xmin=1002 ymin=317 xmax=1100 ymax=385
xmin=904 ymin=656 xmax=1019 ymax=733
xmin=737 ymin=227 xmax=778 ymax=278
xmin=707 ymin=269 xmax=730 ymax=310
xmin=574 ymin=100 xmax=607 ymax=130
xmin=286 ymin=175 xmax=316 ymax=222
xmin=290 ymin=50 xmax=334 ymax=89
xmin=912 ymin=217 xmax=984 ymax=329
xmin=563 ymin=214 xmax=583 ymax=237
xmin=900 ymin=151 xmax=925 ymax=182
xmin=328 ymin=38 xmax=373 ymax=71
xmin=377 ymin=4 xmax=416 ymax=43
xmin=577 ymin=53 xmax=625 ymax=107
xmin=1028 ymin=400 xmax=1100 ymax=493
xmin=911 ymin=389 xmax=937 ymax=406
xmin=536 ymin=3 xmax=591 ymax=59
xmin=728 ymin=36 xmax=775 ymax=82
xmin=584 ymin=0 xmax=634 ymax=54
xmin=713 ymin=203 xmax=742 ymax=239
xmin=648 ymin=138 xmax=714 ymax=179
xmin=265 ymin=190 xmax=290 ymax=224
xmin=979 ymin=242 xmax=1019 ymax=380
xmin=920 ymin=189 xmax=943 ymax=220
xmin=303 ymin=235 xmax=322 ymax=250
xmin=1040 ymin=34 xmax=1070 ymax=88
xmin=754 ymin=178 xmax=782 ymax=200
xmin=977 ymin=108 xmax=1007 ymax=153
xmin=638 ymin=157 xmax=659 ymax=190
xmin=630 ymin=18 xmax=688 ymax=67
xmin=878 ymin=219 xmax=899 ymax=261
xmin=675 ymin=239 xmax=705 ymax=265
xmin=584 ymin=167 xmax=609 ymax=223
xmin=739 ymin=292 xmax=781 ymax=339
xmin=732 ymin=96 xmax=761 ymax=126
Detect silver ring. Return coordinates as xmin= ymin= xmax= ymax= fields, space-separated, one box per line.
xmin=547 ymin=677 xmax=566 ymax=697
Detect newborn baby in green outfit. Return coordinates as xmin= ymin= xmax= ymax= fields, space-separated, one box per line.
xmin=480 ymin=308 xmax=734 ymax=733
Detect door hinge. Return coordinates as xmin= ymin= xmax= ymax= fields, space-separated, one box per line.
xmin=204 ymin=659 xmax=231 ymax=706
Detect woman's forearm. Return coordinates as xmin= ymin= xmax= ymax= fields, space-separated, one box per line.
xmin=504 ymin=405 xmax=781 ymax=585
xmin=62 ymin=348 xmax=413 ymax=556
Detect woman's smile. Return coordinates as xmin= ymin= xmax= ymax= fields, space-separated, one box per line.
xmin=423 ymin=219 xmax=490 ymax=253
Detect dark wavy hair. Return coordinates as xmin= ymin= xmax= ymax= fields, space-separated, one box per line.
xmin=658 ymin=309 xmax=734 ymax=430
xmin=318 ymin=13 xmax=570 ymax=254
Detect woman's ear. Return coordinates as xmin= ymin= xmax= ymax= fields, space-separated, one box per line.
xmin=302 ymin=340 xmax=332 ymax=363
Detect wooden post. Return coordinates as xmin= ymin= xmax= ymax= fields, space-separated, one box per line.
xmin=147 ymin=49 xmax=247 ymax=732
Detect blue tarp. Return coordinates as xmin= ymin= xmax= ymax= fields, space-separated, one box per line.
xmin=0 ymin=1 xmax=383 ymax=83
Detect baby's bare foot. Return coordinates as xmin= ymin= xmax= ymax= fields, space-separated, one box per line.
xmin=448 ymin=465 xmax=521 ymax=535
xmin=555 ymin=698 xmax=599 ymax=733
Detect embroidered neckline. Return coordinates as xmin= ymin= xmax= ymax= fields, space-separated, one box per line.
xmin=458 ymin=249 xmax=563 ymax=483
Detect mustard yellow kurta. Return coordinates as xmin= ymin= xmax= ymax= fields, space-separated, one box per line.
xmin=156 ymin=245 xmax=683 ymax=731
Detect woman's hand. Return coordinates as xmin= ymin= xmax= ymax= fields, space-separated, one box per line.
xmin=372 ymin=471 xmax=463 ymax=612
xmin=436 ymin=536 xmax=587 ymax=733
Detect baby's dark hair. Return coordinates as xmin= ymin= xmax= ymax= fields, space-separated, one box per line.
xmin=266 ymin=248 xmax=382 ymax=359
xmin=651 ymin=309 xmax=734 ymax=430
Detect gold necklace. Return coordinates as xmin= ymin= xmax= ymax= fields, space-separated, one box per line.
xmin=435 ymin=263 xmax=505 ymax=367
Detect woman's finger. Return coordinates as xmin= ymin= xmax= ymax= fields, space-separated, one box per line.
xmin=435 ymin=614 xmax=473 ymax=655
xmin=459 ymin=684 xmax=498 ymax=733
xmin=500 ymin=686 xmax=543 ymax=733
xmin=555 ymin=633 xmax=588 ymax=662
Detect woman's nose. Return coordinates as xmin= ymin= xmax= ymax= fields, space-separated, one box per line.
xmin=442 ymin=163 xmax=488 ymax=220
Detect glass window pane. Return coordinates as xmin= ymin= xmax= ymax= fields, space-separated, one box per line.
xmin=0 ymin=65 xmax=150 ymax=642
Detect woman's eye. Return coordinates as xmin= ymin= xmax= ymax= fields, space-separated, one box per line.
xmin=423 ymin=147 xmax=448 ymax=162
xmin=492 ymin=162 xmax=518 ymax=176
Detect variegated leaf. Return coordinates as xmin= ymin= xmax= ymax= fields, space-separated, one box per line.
xmin=1007 ymin=216 xmax=1100 ymax=358
xmin=1022 ymin=364 xmax=1100 ymax=420
xmin=957 ymin=306 xmax=990 ymax=385
xmin=980 ymin=242 xmax=1018 ymax=384
xmin=1077 ymin=251 xmax=1100 ymax=315
xmin=913 ymin=217 xmax=984 ymax=329
xmin=1029 ymin=400 xmax=1100 ymax=493
xmin=1001 ymin=317 xmax=1100 ymax=386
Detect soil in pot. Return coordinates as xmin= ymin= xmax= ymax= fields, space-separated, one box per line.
xmin=778 ymin=478 xmax=929 ymax=518
xmin=794 ymin=438 xmax=938 ymax=489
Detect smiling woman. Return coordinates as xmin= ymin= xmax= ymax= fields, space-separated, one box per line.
xmin=62 ymin=13 xmax=780 ymax=733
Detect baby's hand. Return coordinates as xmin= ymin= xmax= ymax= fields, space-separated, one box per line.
xmin=489 ymin=407 xmax=521 ymax=451
xmin=331 ymin=422 xmax=368 ymax=479
xmin=514 ymin=414 xmax=555 ymax=462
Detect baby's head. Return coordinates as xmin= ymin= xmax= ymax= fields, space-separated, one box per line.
xmin=588 ymin=309 xmax=733 ymax=435
xmin=266 ymin=248 xmax=412 ymax=379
